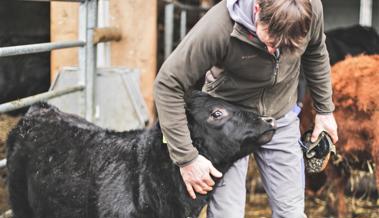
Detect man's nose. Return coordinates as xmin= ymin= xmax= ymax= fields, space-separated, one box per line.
xmin=267 ymin=46 xmax=276 ymax=55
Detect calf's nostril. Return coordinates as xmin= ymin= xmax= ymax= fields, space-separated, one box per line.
xmin=261 ymin=117 xmax=277 ymax=128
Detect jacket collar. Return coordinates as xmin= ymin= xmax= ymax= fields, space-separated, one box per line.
xmin=230 ymin=22 xmax=274 ymax=55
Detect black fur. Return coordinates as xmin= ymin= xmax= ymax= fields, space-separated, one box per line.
xmin=325 ymin=25 xmax=379 ymax=65
xmin=6 ymin=91 xmax=275 ymax=218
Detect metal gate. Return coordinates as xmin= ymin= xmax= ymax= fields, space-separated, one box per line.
xmin=0 ymin=0 xmax=121 ymax=168
xmin=163 ymin=0 xmax=210 ymax=59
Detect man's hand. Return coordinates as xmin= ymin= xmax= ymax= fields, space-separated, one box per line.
xmin=312 ymin=113 xmax=338 ymax=143
xmin=180 ymin=155 xmax=223 ymax=199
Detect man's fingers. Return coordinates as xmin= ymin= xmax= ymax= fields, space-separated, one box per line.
xmin=193 ymin=184 xmax=207 ymax=195
xmin=209 ymin=165 xmax=223 ymax=178
xmin=180 ymin=155 xmax=222 ymax=199
xmin=313 ymin=113 xmax=339 ymax=144
xmin=198 ymin=180 xmax=213 ymax=191
xmin=328 ymin=130 xmax=339 ymax=144
xmin=185 ymin=182 xmax=196 ymax=199
xmin=311 ymin=127 xmax=323 ymax=143
xmin=203 ymin=176 xmax=215 ymax=187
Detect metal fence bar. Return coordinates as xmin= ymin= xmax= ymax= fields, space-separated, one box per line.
xmin=0 ymin=41 xmax=85 ymax=58
xmin=164 ymin=3 xmax=174 ymax=59
xmin=164 ymin=0 xmax=210 ymax=12
xmin=0 ymin=86 xmax=84 ymax=113
xmin=180 ymin=10 xmax=187 ymax=40
xmin=79 ymin=1 xmax=88 ymax=117
xmin=84 ymin=0 xmax=98 ymax=122
xmin=97 ymin=0 xmax=111 ymax=67
xmin=164 ymin=1 xmax=210 ymax=59
xmin=359 ymin=0 xmax=373 ymax=26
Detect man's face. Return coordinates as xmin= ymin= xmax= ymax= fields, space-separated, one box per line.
xmin=254 ymin=3 xmax=277 ymax=55
xmin=256 ymin=23 xmax=277 ymax=55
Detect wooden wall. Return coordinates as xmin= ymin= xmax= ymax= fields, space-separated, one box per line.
xmin=109 ymin=1 xmax=157 ymax=121
xmin=51 ymin=2 xmax=79 ymax=80
xmin=51 ymin=1 xmax=157 ymax=121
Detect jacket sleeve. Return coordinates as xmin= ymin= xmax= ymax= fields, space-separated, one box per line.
xmin=301 ymin=0 xmax=335 ymax=114
xmin=153 ymin=9 xmax=229 ymax=166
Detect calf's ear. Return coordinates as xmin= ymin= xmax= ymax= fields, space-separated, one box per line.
xmin=184 ymin=90 xmax=208 ymax=107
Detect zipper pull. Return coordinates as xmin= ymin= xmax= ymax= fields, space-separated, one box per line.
xmin=274 ymin=61 xmax=279 ymax=76
xmin=273 ymin=49 xmax=280 ymax=73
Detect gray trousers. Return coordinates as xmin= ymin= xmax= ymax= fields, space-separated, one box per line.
xmin=207 ymin=110 xmax=306 ymax=218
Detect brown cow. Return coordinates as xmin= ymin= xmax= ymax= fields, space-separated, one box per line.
xmin=301 ymin=55 xmax=379 ymax=217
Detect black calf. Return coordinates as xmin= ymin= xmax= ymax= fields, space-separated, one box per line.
xmin=7 ymin=91 xmax=275 ymax=218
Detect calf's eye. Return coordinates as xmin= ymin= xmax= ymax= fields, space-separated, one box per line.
xmin=211 ymin=110 xmax=223 ymax=119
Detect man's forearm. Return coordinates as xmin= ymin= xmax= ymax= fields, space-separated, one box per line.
xmin=153 ymin=73 xmax=199 ymax=166
xmin=301 ymin=0 xmax=335 ymax=114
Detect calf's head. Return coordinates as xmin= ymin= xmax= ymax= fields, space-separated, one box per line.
xmin=185 ymin=91 xmax=276 ymax=165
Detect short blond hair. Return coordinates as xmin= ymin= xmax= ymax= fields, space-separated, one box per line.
xmin=256 ymin=0 xmax=312 ymax=54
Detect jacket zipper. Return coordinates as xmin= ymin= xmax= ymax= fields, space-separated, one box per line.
xmin=260 ymin=51 xmax=280 ymax=115
xmin=272 ymin=54 xmax=280 ymax=86
xmin=232 ymin=25 xmax=281 ymax=115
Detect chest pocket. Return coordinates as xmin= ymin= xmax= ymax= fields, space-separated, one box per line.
xmin=224 ymin=40 xmax=274 ymax=82
xmin=231 ymin=57 xmax=274 ymax=82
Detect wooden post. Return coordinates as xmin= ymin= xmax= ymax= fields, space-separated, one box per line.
xmin=109 ymin=0 xmax=157 ymax=122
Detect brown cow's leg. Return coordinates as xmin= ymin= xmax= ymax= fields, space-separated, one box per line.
xmin=336 ymin=179 xmax=348 ymax=218
xmin=375 ymin=154 xmax=379 ymax=206
xmin=373 ymin=113 xmax=379 ymax=205
xmin=325 ymin=164 xmax=349 ymax=218
xmin=373 ymin=143 xmax=379 ymax=205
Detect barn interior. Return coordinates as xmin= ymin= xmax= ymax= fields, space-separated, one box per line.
xmin=0 ymin=0 xmax=378 ymax=217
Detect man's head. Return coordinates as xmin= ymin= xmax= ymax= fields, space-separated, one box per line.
xmin=254 ymin=0 xmax=312 ymax=55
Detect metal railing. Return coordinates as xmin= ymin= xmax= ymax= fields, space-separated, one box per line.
xmin=0 ymin=0 xmax=120 ymax=168
xmin=0 ymin=86 xmax=85 ymax=112
xmin=0 ymin=41 xmax=86 ymax=57
xmin=164 ymin=0 xmax=210 ymax=59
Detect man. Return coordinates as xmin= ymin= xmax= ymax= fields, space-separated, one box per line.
xmin=154 ymin=0 xmax=338 ymax=217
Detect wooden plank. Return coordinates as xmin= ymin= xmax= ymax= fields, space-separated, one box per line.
xmin=109 ymin=0 xmax=157 ymax=122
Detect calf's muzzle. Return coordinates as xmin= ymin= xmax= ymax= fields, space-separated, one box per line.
xmin=261 ymin=116 xmax=277 ymax=129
